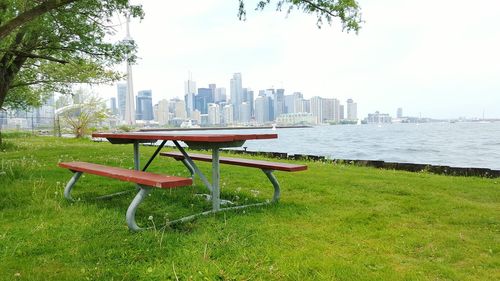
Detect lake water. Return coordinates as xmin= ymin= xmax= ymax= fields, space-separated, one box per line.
xmin=165 ymin=122 xmax=500 ymax=170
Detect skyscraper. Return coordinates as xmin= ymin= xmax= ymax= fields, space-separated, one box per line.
xmin=110 ymin=97 xmax=118 ymax=115
xmin=397 ymin=107 xmax=403 ymax=118
xmin=230 ymin=73 xmax=243 ymax=122
xmin=195 ymin=88 xmax=213 ymax=114
xmin=209 ymin=83 xmax=216 ymax=100
xmin=346 ymin=98 xmax=358 ymax=121
xmin=156 ymin=99 xmax=170 ymax=125
xmin=322 ymin=98 xmax=335 ymax=122
xmin=214 ymin=87 xmax=227 ymax=103
xmin=172 ymin=98 xmax=186 ymax=119
xmin=255 ymin=96 xmax=272 ymax=124
xmin=116 ymin=83 xmax=127 ymax=120
xmin=136 ymin=90 xmax=153 ymax=121
xmin=240 ymin=102 xmax=251 ymax=123
xmin=207 ymin=103 xmax=220 ymax=125
xmin=184 ymin=74 xmax=196 ymax=118
xmin=274 ymin=89 xmax=285 ymax=119
xmin=310 ymin=96 xmax=323 ymax=124
xmin=222 ymin=104 xmax=233 ymax=125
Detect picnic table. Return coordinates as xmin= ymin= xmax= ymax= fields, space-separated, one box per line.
xmin=59 ymin=131 xmax=307 ymax=231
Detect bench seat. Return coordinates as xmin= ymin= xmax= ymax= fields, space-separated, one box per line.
xmin=59 ymin=161 xmax=192 ymax=188
xmin=161 ymin=151 xmax=307 ymax=205
xmin=59 ymin=161 xmax=192 ymax=231
xmin=160 ymin=152 xmax=307 ymax=172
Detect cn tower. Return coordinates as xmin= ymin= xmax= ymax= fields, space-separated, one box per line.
xmin=124 ymin=15 xmax=135 ymax=125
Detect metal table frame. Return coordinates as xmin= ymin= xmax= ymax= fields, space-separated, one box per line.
xmin=92 ymin=133 xmax=277 ymax=231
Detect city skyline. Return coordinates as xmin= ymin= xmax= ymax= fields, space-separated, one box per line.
xmin=112 ymin=73 xmax=359 ymax=126
xmin=96 ymin=0 xmax=500 ymax=119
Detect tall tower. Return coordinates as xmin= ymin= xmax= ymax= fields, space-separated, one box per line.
xmin=124 ymin=16 xmax=135 ymax=125
xmin=184 ymin=72 xmax=196 ymax=118
xmin=230 ymin=73 xmax=243 ymax=122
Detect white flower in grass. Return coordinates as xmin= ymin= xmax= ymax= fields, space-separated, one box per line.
xmin=148 ymin=215 xmax=154 ymax=221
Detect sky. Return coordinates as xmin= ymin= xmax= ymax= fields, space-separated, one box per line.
xmin=96 ymin=0 xmax=500 ymax=119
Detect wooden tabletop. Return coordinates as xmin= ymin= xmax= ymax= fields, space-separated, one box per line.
xmin=92 ymin=132 xmax=278 ymax=143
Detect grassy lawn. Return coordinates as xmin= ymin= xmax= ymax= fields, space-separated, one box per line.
xmin=0 ymin=133 xmax=498 ymax=280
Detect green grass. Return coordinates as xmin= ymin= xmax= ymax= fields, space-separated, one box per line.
xmin=0 ymin=135 xmax=498 ymax=280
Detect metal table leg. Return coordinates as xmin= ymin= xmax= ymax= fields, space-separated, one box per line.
xmin=126 ymin=186 xmax=152 ymax=231
xmin=212 ymin=148 xmax=220 ymax=211
xmin=63 ymin=171 xmax=83 ymax=201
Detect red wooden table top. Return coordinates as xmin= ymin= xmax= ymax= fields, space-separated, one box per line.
xmin=92 ymin=132 xmax=278 ymax=143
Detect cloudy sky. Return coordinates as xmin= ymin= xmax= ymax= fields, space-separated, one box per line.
xmin=96 ymin=0 xmax=500 ymax=119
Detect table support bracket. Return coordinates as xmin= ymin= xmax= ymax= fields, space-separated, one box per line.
xmin=63 ymin=171 xmax=83 ymax=201
xmin=173 ymin=140 xmax=213 ymax=192
xmin=142 ymin=140 xmax=167 ymax=171
xmin=262 ymin=169 xmax=280 ymax=202
xmin=126 ymin=186 xmax=152 ymax=231
xmin=165 ymin=201 xmax=274 ymax=226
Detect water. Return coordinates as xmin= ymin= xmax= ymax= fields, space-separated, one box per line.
xmin=164 ymin=122 xmax=500 ymax=170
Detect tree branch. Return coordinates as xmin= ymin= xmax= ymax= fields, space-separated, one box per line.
xmin=300 ymin=0 xmax=337 ymax=18
xmin=12 ymin=50 xmax=69 ymax=64
xmin=0 ymin=0 xmax=79 ymax=40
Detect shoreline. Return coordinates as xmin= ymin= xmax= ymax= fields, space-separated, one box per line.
xmin=222 ymin=149 xmax=500 ymax=178
xmin=139 ymin=125 xmax=311 ymax=132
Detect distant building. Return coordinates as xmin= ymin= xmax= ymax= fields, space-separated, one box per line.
xmin=222 ymin=104 xmax=233 ymax=125
xmin=156 ymin=99 xmax=170 ymax=125
xmin=346 ymin=98 xmax=358 ymax=121
xmin=192 ymin=110 xmax=201 ymax=125
xmin=195 ymin=88 xmax=213 ymax=114
xmin=310 ymin=96 xmax=323 ymax=124
xmin=276 ymin=112 xmax=315 ymax=125
xmin=274 ymin=89 xmax=285 ymax=119
xmin=207 ymin=103 xmax=220 ymax=125
xmin=397 ymin=107 xmax=403 ymax=118
xmin=109 ymin=97 xmax=118 ymax=115
xmin=339 ymin=104 xmax=345 ymax=120
xmin=284 ymin=92 xmax=304 ymax=114
xmin=322 ymin=98 xmax=340 ymax=123
xmin=242 ymin=88 xmax=254 ymax=117
xmin=255 ymin=96 xmax=272 ymax=124
xmin=302 ymin=99 xmax=311 ymax=113
xmin=240 ymin=102 xmax=251 ymax=123
xmin=209 ymin=83 xmax=216 ymax=99
xmin=214 ymin=87 xmax=227 ymax=104
xmin=172 ymin=98 xmax=186 ymax=119
xmin=365 ymin=111 xmax=392 ymax=124
xmin=230 ymin=73 xmax=243 ymax=122
xmin=184 ymin=76 xmax=196 ymax=117
xmin=136 ymin=90 xmax=153 ymax=121
xmin=117 ymin=83 xmax=127 ymax=120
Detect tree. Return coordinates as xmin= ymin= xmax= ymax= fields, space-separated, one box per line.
xmin=0 ymin=0 xmax=143 ymax=144
xmin=238 ymin=0 xmax=362 ymax=31
xmin=0 ymin=0 xmax=143 ymax=110
xmin=59 ymin=89 xmax=109 ymax=138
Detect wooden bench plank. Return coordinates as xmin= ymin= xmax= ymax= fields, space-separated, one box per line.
xmin=59 ymin=162 xmax=192 ymax=188
xmin=160 ymin=152 xmax=307 ymax=172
